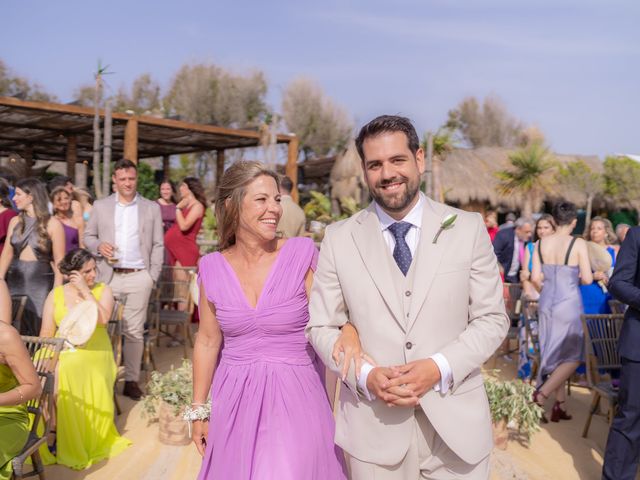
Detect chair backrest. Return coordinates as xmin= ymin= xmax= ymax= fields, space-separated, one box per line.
xmin=522 ymin=298 xmax=540 ymax=354
xmin=11 ymin=295 xmax=28 ymax=332
xmin=108 ymin=295 xmax=126 ymax=363
xmin=581 ymin=313 xmax=624 ymax=386
xmin=19 ymin=336 xmax=65 ymax=435
xmin=608 ymin=299 xmax=627 ymax=315
xmin=156 ymin=266 xmax=197 ymax=313
xmin=503 ymin=282 xmax=523 ymax=321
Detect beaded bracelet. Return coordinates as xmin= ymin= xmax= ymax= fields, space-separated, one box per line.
xmin=15 ymin=386 xmax=24 ymax=404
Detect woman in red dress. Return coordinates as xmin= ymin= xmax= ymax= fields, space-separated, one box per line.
xmin=164 ymin=177 xmax=206 ymax=267
xmin=0 ymin=179 xmax=17 ymax=257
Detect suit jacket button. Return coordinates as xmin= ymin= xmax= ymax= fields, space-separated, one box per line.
xmin=405 ymin=290 xmax=411 ymax=297
xmin=405 ymin=342 xmax=413 ymax=349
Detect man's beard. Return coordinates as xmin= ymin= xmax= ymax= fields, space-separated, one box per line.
xmin=370 ymin=176 xmax=420 ymax=213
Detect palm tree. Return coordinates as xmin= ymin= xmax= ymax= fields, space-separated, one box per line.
xmin=422 ymin=128 xmax=454 ymax=202
xmin=496 ymin=143 xmax=556 ymax=218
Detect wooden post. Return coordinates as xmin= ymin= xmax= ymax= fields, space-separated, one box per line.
xmin=102 ymin=100 xmax=112 ymax=195
xmin=124 ymin=117 xmax=139 ymax=163
xmin=425 ymin=132 xmax=433 ymax=199
xmin=216 ymin=150 xmax=225 ymax=188
xmin=162 ymin=155 xmax=170 ymax=179
xmin=23 ymin=145 xmax=34 ymax=177
xmin=66 ymin=135 xmax=77 ymax=182
xmin=285 ymin=136 xmax=299 ymax=203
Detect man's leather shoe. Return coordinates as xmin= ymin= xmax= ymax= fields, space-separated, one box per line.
xmin=123 ymin=381 xmax=144 ymax=401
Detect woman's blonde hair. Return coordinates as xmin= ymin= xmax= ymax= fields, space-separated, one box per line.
xmin=215 ymin=161 xmax=280 ymax=251
xmin=585 ymin=216 xmax=617 ymax=245
xmin=50 ymin=186 xmax=72 ymax=217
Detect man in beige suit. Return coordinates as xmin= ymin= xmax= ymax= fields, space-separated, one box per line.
xmin=277 ymin=176 xmax=306 ymax=238
xmin=307 ymin=116 xmax=508 ymax=479
xmin=84 ymin=159 xmax=164 ymax=400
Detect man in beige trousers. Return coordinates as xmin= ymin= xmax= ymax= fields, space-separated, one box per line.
xmin=307 ymin=115 xmax=509 ymax=479
xmin=84 ymin=159 xmax=164 ymax=400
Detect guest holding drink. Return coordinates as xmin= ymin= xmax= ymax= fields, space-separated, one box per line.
xmin=191 ymin=161 xmax=347 ymax=479
xmin=50 ymin=186 xmax=84 ymax=253
xmin=0 ymin=178 xmax=64 ymax=336
xmin=0 ymin=278 xmax=42 ymax=480
xmin=531 ymin=202 xmax=593 ymax=421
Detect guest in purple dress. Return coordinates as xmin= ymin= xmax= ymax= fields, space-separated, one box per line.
xmin=50 ymin=187 xmax=82 ymax=254
xmin=156 ymin=179 xmax=177 ymax=233
xmin=191 ymin=161 xmax=348 ymax=480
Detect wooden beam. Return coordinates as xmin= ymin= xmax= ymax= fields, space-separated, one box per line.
xmin=23 ymin=144 xmax=34 ymax=176
xmin=216 ymin=150 xmax=225 ymax=189
xmin=124 ymin=117 xmax=138 ymax=163
xmin=66 ymin=135 xmax=77 ymax=182
xmin=162 ymin=155 xmax=170 ymax=179
xmin=285 ymin=136 xmax=300 ymax=202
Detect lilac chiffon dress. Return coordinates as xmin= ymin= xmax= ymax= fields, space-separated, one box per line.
xmin=196 ymin=237 xmax=347 ymax=480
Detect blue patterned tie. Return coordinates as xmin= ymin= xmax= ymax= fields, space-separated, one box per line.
xmin=388 ymin=222 xmax=413 ymax=276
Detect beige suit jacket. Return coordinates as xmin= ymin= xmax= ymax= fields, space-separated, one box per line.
xmin=84 ymin=194 xmax=164 ymax=283
xmin=306 ymin=197 xmax=508 ymax=466
xmin=277 ymin=195 xmax=306 ymax=238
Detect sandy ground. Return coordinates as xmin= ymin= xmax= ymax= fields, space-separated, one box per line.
xmin=41 ymin=342 xmax=623 ymax=479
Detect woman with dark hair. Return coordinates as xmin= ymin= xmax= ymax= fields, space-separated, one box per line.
xmin=0 ymin=278 xmax=42 ymax=480
xmin=164 ymin=177 xmax=206 ymax=267
xmin=531 ymin=202 xmax=593 ymax=421
xmin=0 ymin=178 xmax=17 ymax=257
xmin=38 ymin=248 xmax=131 ymax=469
xmin=0 ymin=178 xmax=64 ymax=336
xmin=50 ymin=186 xmax=84 ymax=253
xmin=191 ymin=161 xmax=348 ymax=479
xmin=156 ymin=179 xmax=177 ymax=233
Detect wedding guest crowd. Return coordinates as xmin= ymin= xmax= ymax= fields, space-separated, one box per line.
xmin=492 ymin=216 xmax=534 ymax=283
xmin=277 ymin=175 xmax=306 ymax=238
xmin=164 ymin=177 xmax=205 ymax=268
xmin=0 ymin=179 xmax=17 ymax=257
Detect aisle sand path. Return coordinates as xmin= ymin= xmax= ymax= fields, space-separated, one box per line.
xmin=44 ymin=346 xmax=616 ymax=479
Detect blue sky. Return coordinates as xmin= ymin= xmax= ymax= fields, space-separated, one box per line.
xmin=2 ymin=0 xmax=638 ymax=157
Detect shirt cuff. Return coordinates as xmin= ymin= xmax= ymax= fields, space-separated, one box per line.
xmin=430 ymin=353 xmax=453 ymax=394
xmin=357 ymin=362 xmax=376 ymax=401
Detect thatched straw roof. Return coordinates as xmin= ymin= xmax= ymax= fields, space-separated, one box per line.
xmin=441 ymin=147 xmax=602 ymax=210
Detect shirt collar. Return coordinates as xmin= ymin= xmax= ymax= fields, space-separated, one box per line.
xmin=374 ymin=192 xmax=425 ymax=231
xmin=115 ymin=192 xmax=139 ymax=207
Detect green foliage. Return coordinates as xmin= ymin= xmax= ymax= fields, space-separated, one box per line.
xmin=0 ymin=59 xmax=57 ymax=102
xmin=137 ymin=162 xmax=159 ymax=200
xmin=303 ymin=191 xmax=333 ymax=223
xmin=496 ymin=143 xmax=556 ymax=194
xmin=142 ymin=359 xmax=192 ymax=418
xmin=484 ymin=374 xmax=544 ymax=442
xmin=603 ymin=156 xmax=640 ymax=211
xmin=170 ymin=155 xmax=196 ymax=182
xmin=201 ymin=207 xmax=218 ymax=241
xmin=422 ymin=128 xmax=455 ymax=156
xmin=556 ymin=159 xmax=604 ymax=202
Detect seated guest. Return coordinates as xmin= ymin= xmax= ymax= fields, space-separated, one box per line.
xmin=50 ymin=187 xmax=84 ymax=253
xmin=0 ymin=279 xmax=42 ymax=480
xmin=38 ymin=248 xmax=130 ymax=469
xmin=277 ymin=176 xmax=306 ymax=238
xmin=493 ymin=216 xmax=534 ymax=283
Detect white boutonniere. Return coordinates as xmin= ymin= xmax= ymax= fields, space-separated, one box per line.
xmin=432 ymin=214 xmax=457 ymax=244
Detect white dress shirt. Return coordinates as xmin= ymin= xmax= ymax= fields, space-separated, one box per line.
xmin=357 ymin=193 xmax=453 ymax=400
xmin=114 ymin=193 xmax=146 ymax=269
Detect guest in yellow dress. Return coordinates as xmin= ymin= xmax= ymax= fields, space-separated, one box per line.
xmin=39 ymin=248 xmax=131 ymax=470
xmin=0 ymin=279 xmax=42 ymax=480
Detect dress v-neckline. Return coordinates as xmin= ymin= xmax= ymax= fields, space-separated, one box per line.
xmin=219 ymin=240 xmax=290 ymax=310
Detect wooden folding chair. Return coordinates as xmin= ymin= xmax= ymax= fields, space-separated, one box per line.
xmin=12 ymin=336 xmax=64 ymax=480
xmin=502 ymin=282 xmax=523 ymax=355
xmin=152 ymin=266 xmax=196 ymax=359
xmin=608 ymin=299 xmax=627 ymax=315
xmin=521 ymin=298 xmax=540 ymax=382
xmin=108 ymin=295 xmax=126 ymax=416
xmin=580 ymin=313 xmax=624 ymax=438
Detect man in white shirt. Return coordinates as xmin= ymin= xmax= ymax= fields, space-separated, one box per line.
xmin=307 ymin=115 xmax=508 ymax=479
xmin=84 ymin=159 xmax=164 ymax=400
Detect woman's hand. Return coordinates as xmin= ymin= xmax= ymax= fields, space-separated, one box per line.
xmin=593 ymin=271 xmax=609 ymax=285
xmin=191 ymin=419 xmax=208 ymax=456
xmin=68 ymin=271 xmax=91 ymax=299
xmin=332 ymin=323 xmax=376 ymax=381
xmin=176 ymin=198 xmax=190 ymax=210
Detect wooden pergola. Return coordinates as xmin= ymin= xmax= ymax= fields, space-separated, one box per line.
xmin=0 ymin=96 xmax=300 ymax=199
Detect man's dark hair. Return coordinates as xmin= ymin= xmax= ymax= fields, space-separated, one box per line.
xmin=280 ymin=176 xmax=294 ymax=193
xmin=113 ymin=159 xmax=137 ymax=173
xmin=47 ymin=175 xmax=72 ymax=192
xmin=355 ymin=115 xmax=420 ymax=161
xmin=552 ymin=201 xmax=577 ymax=226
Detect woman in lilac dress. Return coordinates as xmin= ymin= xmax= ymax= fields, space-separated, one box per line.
xmin=191 ymin=161 xmax=348 ymax=479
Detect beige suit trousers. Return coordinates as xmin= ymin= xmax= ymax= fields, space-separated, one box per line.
xmin=348 ymin=408 xmax=490 ymax=480
xmin=109 ymin=270 xmax=154 ymax=382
